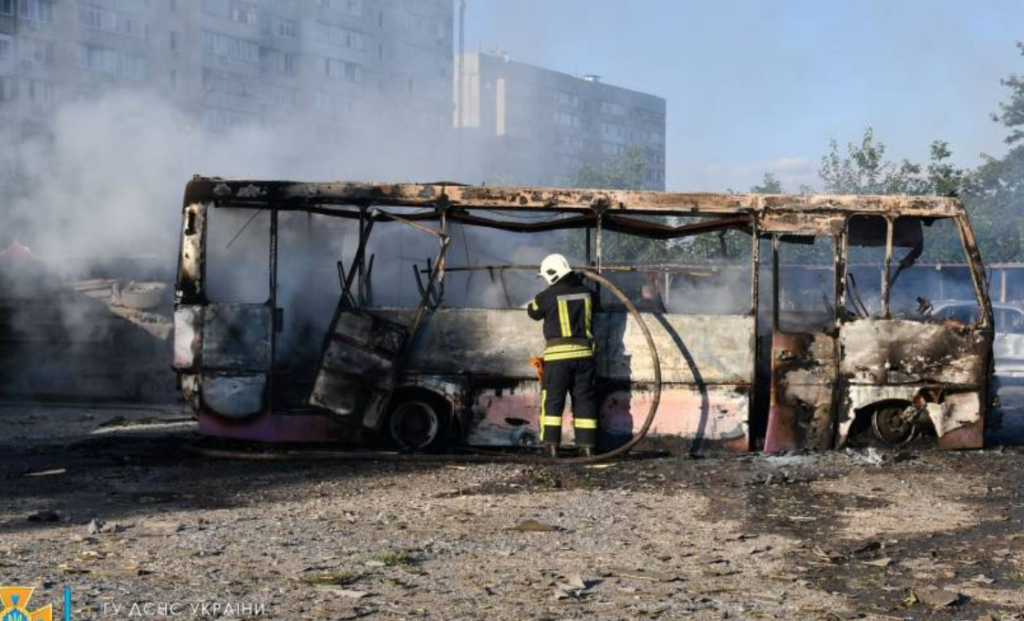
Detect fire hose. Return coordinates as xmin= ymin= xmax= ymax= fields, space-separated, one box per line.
xmin=184 ymin=269 xmax=662 ymax=465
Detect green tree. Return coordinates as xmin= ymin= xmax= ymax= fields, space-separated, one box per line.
xmin=819 ymin=128 xmax=963 ymax=197
xmin=960 ymin=42 xmax=1024 ymax=262
xmin=571 ymin=146 xmax=749 ymax=265
xmin=574 ymin=144 xmax=647 ymax=190
xmin=750 ymin=172 xmax=784 ymax=193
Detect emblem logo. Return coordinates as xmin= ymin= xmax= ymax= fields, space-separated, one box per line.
xmin=0 ymin=587 xmax=52 ymax=621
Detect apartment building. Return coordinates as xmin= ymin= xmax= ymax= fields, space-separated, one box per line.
xmin=0 ymin=0 xmax=455 ymax=184
xmin=455 ymin=51 xmax=667 ymax=190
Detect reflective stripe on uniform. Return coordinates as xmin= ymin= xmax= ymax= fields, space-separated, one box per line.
xmin=543 ymin=343 xmax=593 ymax=355
xmin=541 ymin=415 xmax=563 ymax=427
xmin=574 ymin=418 xmax=598 ymax=430
xmin=557 ymin=299 xmax=571 ymax=337
xmin=544 ymin=350 xmax=594 ymax=362
xmin=543 ymin=342 xmax=594 ymax=361
xmin=539 ymin=389 xmax=547 ymax=441
xmin=529 ymin=299 xmax=538 ymax=311
xmin=584 ymin=295 xmax=593 ymax=339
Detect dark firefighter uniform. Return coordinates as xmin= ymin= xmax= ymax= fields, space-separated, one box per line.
xmin=527 ymin=272 xmax=598 ymax=448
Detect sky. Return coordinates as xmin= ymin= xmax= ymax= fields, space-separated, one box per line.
xmin=464 ymin=0 xmax=1024 ymax=192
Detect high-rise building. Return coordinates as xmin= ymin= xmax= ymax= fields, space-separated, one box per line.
xmin=0 ymin=0 xmax=455 ymax=185
xmin=455 ymin=51 xmax=666 ymax=190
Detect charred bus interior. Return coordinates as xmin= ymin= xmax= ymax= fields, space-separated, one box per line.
xmin=175 ymin=179 xmax=995 ymax=454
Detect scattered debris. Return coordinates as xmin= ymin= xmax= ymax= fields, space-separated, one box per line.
xmin=23 ymin=468 xmax=66 ymax=477
xmin=87 ymin=518 xmax=105 ymax=535
xmin=27 ymin=510 xmax=60 ymax=523
xmin=552 ymin=574 xmax=593 ymax=601
xmin=910 ymin=588 xmax=963 ymax=608
xmin=320 ymin=588 xmax=370 ymax=600
xmin=138 ymin=521 xmax=184 ymax=537
xmin=510 ymin=519 xmax=558 ymax=533
xmin=303 ymin=571 xmax=363 ymax=587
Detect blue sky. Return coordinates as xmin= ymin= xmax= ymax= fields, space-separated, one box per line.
xmin=464 ymin=0 xmax=1023 ymax=192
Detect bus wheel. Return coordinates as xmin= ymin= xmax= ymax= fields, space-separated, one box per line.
xmin=871 ymin=404 xmax=917 ymax=446
xmin=388 ymin=399 xmax=444 ymax=452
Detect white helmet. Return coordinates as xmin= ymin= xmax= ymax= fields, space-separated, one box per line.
xmin=538 ymin=254 xmax=572 ymax=285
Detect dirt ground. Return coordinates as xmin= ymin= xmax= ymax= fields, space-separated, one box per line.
xmin=2 ymin=403 xmax=1024 ymax=621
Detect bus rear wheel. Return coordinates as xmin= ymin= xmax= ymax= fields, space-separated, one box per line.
xmin=871 ymin=404 xmax=917 ymax=446
xmin=387 ymin=399 xmax=445 ymax=452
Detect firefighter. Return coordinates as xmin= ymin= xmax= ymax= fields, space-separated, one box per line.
xmin=527 ymin=254 xmax=598 ymax=457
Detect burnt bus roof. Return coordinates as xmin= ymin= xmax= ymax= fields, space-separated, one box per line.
xmin=184 ymin=177 xmax=966 ymax=219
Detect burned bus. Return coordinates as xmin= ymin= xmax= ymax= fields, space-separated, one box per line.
xmin=174 ymin=178 xmax=995 ymax=453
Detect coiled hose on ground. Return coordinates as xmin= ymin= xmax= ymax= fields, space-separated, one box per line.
xmin=184 ymin=269 xmax=662 ymax=465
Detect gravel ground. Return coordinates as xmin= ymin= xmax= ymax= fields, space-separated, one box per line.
xmin=2 ymin=403 xmax=1024 ymax=621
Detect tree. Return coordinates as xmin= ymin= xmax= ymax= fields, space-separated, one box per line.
xmin=959 ymin=42 xmax=1024 ymax=262
xmin=574 ymin=144 xmax=647 ymax=190
xmin=818 ymin=128 xmax=963 ymax=197
xmin=572 ymin=145 xmax=667 ymax=263
xmin=750 ymin=172 xmax=783 ymax=194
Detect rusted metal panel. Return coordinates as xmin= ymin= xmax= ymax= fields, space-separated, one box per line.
xmin=838 ymin=385 xmax=984 ymax=448
xmin=464 ymin=381 xmax=750 ymax=451
xmin=174 ymin=306 xmax=201 ymax=370
xmin=758 ymin=213 xmax=846 ymax=235
xmin=176 ymin=202 xmax=206 ymax=303
xmin=201 ymin=375 xmax=266 ymax=419
xmin=198 ymin=408 xmax=352 ymax=443
xmin=765 ymin=332 xmax=837 ymax=452
xmin=183 ymin=178 xmax=966 ymax=218
xmin=840 ymin=319 xmax=988 ymax=386
xmin=308 ymin=308 xmax=407 ymax=418
xmin=927 ymin=391 xmax=983 ymax=447
xmin=200 ymin=304 xmax=272 ymax=372
xmin=385 ymin=309 xmax=754 ymax=384
xmin=595 ymin=314 xmax=755 ymax=384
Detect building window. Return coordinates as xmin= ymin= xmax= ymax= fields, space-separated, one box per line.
xmin=282 ymin=53 xmax=294 ymax=74
xmin=78 ymin=44 xmax=147 ymax=79
xmin=554 ymin=90 xmax=578 ymax=108
xmin=257 ymin=83 xmax=296 ymax=108
xmin=277 ymin=19 xmax=296 ymax=38
xmin=0 ymin=34 xmax=11 ymax=61
xmin=316 ymin=22 xmax=365 ymax=51
xmin=0 ymin=77 xmax=16 ymax=103
xmin=19 ymin=0 xmax=55 ymax=23
xmin=25 ymin=79 xmax=53 ymax=111
xmin=202 ymin=31 xmax=260 ymax=63
xmin=553 ymin=111 xmax=579 ymax=128
xmin=18 ymin=38 xmax=55 ymax=66
xmin=0 ymin=0 xmax=12 ymax=15
xmin=314 ymin=91 xmax=354 ymax=114
xmin=169 ymin=31 xmax=178 ymax=51
xmin=316 ymin=0 xmax=363 ymax=16
xmin=230 ymin=3 xmax=259 ymax=26
xmin=78 ymin=4 xmax=145 ymax=38
xmin=599 ymin=101 xmax=626 ymax=116
xmin=600 ymin=122 xmax=626 ymax=143
xmin=321 ymin=57 xmax=362 ymax=83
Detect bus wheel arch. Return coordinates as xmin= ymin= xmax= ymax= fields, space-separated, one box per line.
xmin=385 ymin=387 xmax=459 ymax=452
xmin=844 ymin=397 xmax=929 ymax=448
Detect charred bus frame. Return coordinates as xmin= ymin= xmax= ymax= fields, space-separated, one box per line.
xmin=174 ymin=178 xmax=994 ymax=453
